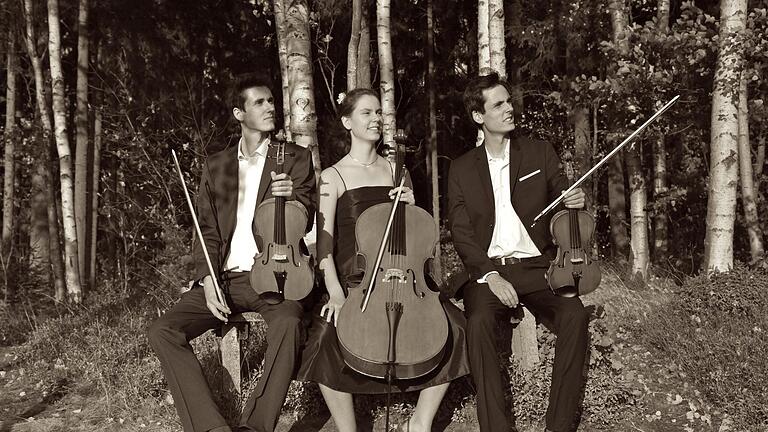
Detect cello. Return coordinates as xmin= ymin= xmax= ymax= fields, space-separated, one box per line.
xmin=336 ymin=130 xmax=449 ymax=381
xmin=546 ymin=151 xmax=601 ymax=297
xmin=249 ymin=132 xmax=314 ymax=304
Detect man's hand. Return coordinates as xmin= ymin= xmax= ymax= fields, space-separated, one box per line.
xmin=562 ymin=187 xmax=585 ymax=209
xmin=202 ymin=275 xmax=231 ymax=322
xmin=271 ymin=172 xmax=293 ymax=197
xmin=486 ymin=273 xmax=519 ymax=308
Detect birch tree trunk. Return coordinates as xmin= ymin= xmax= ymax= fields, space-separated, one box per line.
xmin=426 ymin=0 xmax=441 ymax=281
xmin=74 ymin=0 xmax=89 ymax=289
xmin=656 ymin=0 xmax=670 ymax=32
xmin=572 ymin=107 xmax=592 ymax=197
xmin=653 ymin=135 xmax=668 ymax=257
xmin=653 ymin=0 xmax=670 ymax=260
xmin=48 ymin=0 xmax=83 ymax=302
xmin=377 ymin=0 xmax=396 ymax=151
xmin=347 ymin=0 xmax=362 ymax=91
xmin=90 ymin=109 xmax=102 ymax=286
xmin=283 ymin=0 xmax=321 ymax=177
xmin=3 ymin=29 xmax=18 ymax=302
xmin=704 ymin=0 xmax=747 ymax=273
xmin=23 ymin=0 xmax=66 ymax=297
xmin=357 ymin=1 xmax=371 ymax=88
xmin=478 ymin=0 xmax=491 ymax=75
xmin=488 ymin=0 xmax=506 ymax=79
xmin=737 ymin=72 xmax=764 ymax=262
xmin=608 ymin=0 xmax=633 ymax=261
xmin=626 ymin=145 xmax=650 ymax=280
xmin=273 ymin=0 xmax=292 ymax=138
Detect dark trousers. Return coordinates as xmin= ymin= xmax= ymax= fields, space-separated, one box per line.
xmin=463 ymin=263 xmax=589 ymax=432
xmin=147 ymin=272 xmax=304 ymax=432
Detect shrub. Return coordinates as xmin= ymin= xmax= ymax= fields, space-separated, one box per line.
xmin=636 ymin=264 xmax=768 ymax=431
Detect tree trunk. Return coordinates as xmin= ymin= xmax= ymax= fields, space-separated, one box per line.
xmin=653 ymin=0 xmax=670 ymax=261
xmin=74 ymin=0 xmax=90 ymax=288
xmin=656 ymin=0 xmax=670 ymax=32
xmin=704 ymin=0 xmax=747 ymax=273
xmin=626 ymin=145 xmax=650 ymax=280
xmin=29 ymin=170 xmax=50 ymax=269
xmin=356 ymin=0 xmax=371 ymax=88
xmin=23 ymin=0 xmax=64 ymax=293
xmin=90 ymin=109 xmax=102 ymax=287
xmin=48 ymin=0 xmax=83 ymax=302
xmin=737 ymin=72 xmax=764 ymax=263
xmin=653 ymin=134 xmax=668 ymax=258
xmin=756 ymin=135 xmax=765 ymax=177
xmin=478 ymin=0 xmax=491 ymax=75
xmin=377 ymin=0 xmax=396 ymax=151
xmin=426 ymin=0 xmax=441 ymax=282
xmin=572 ymin=106 xmax=592 ymax=197
xmin=347 ymin=0 xmax=362 ymax=91
xmin=273 ymin=0 xmax=292 ymax=138
xmin=283 ymin=0 xmax=321 ymax=176
xmin=3 ymin=29 xmax=18 ymax=302
xmin=608 ymin=149 xmax=629 ymax=257
xmin=488 ymin=0 xmax=506 ymax=79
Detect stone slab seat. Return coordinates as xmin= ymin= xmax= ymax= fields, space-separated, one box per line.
xmin=219 ymin=312 xmax=264 ymax=393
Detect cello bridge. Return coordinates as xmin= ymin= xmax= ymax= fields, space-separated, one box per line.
xmin=380 ymin=268 xmax=407 ymax=283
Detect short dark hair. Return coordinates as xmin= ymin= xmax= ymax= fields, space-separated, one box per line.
xmin=228 ymin=73 xmax=274 ymax=110
xmin=462 ymin=73 xmax=513 ymax=128
xmin=338 ymin=87 xmax=380 ymax=119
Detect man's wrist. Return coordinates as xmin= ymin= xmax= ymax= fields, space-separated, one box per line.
xmin=477 ymin=271 xmax=500 ymax=284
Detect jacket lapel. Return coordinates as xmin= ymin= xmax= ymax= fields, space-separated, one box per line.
xmin=256 ymin=145 xmax=275 ymax=207
xmin=474 ymin=146 xmax=495 ymax=214
xmin=508 ymin=137 xmax=522 ymax=201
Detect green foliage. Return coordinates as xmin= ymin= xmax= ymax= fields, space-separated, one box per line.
xmin=637 ymin=264 xmax=768 ymax=431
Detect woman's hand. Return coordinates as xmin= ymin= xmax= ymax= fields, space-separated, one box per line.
xmin=320 ymin=291 xmax=346 ymax=326
xmin=389 ymin=186 xmax=415 ymax=205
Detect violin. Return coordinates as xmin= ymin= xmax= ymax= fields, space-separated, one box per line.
xmin=546 ymin=151 xmax=601 ymax=297
xmin=336 ymin=130 xmax=448 ymax=380
xmin=250 ymin=133 xmax=314 ymax=304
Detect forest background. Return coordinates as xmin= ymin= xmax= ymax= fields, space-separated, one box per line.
xmin=1 ymin=0 xmax=768 ymax=431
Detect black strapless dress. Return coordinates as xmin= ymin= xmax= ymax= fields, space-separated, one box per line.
xmin=297 ymin=186 xmax=469 ymax=393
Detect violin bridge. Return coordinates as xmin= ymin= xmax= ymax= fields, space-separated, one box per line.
xmin=271 ymin=253 xmax=289 ymax=262
xmin=569 ymin=258 xmax=585 ymax=264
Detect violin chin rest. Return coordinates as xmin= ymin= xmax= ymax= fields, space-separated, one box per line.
xmin=552 ymin=285 xmax=579 ymax=298
xmin=260 ymin=292 xmax=285 ymax=305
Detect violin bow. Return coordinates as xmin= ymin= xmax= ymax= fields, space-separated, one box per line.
xmin=360 ymin=173 xmax=407 ymax=313
xmin=171 ymin=149 xmax=229 ymax=312
xmin=532 ymin=95 xmax=680 ymax=227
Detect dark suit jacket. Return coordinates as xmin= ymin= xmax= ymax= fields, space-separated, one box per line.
xmin=447 ymin=136 xmax=567 ymax=292
xmin=193 ymin=141 xmax=316 ymax=282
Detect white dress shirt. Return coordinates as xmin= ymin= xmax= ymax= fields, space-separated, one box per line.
xmin=224 ymin=137 xmax=269 ymax=272
xmin=478 ymin=139 xmax=541 ymax=282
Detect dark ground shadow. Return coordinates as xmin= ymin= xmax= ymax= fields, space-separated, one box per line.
xmin=0 ymin=377 xmax=69 ymax=432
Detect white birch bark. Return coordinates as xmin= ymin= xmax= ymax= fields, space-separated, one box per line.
xmin=488 ymin=0 xmax=506 ymax=79
xmin=737 ymin=72 xmax=764 ymax=262
xmin=626 ymin=145 xmax=649 ymax=280
xmin=74 ymin=0 xmax=89 ymax=285
xmin=377 ymin=0 xmax=396 ymax=152
xmin=48 ymin=0 xmax=83 ymax=301
xmin=284 ymin=0 xmax=321 ymax=176
xmin=273 ymin=0 xmax=292 ymax=139
xmin=704 ymin=0 xmax=747 ymax=273
xmin=427 ymin=0 xmax=441 ymax=281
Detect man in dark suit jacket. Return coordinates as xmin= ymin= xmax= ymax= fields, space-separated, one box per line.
xmin=148 ymin=73 xmax=316 ymax=432
xmin=447 ymin=73 xmax=589 ymax=432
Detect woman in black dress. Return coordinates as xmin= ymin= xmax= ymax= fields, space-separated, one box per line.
xmin=298 ymin=88 xmax=469 ymax=432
